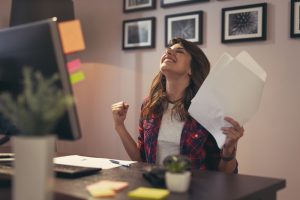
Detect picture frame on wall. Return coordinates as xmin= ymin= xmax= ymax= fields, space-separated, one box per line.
xmin=165 ymin=11 xmax=203 ymax=46
xmin=123 ymin=0 xmax=156 ymax=13
xmin=221 ymin=3 xmax=267 ymax=43
xmin=122 ymin=17 xmax=155 ymax=50
xmin=291 ymin=0 xmax=300 ymax=38
xmin=161 ymin=0 xmax=209 ymax=8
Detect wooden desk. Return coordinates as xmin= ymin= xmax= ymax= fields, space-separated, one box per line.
xmin=56 ymin=162 xmax=286 ymax=200
xmin=0 ymin=161 xmax=286 ymax=200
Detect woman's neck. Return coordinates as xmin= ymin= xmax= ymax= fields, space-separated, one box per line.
xmin=165 ymin=77 xmax=189 ymax=102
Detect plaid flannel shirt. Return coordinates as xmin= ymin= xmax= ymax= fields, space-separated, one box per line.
xmin=137 ymin=101 xmax=238 ymax=172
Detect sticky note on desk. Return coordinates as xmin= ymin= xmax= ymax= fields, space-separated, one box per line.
xmin=86 ymin=180 xmax=128 ymax=198
xmin=128 ymin=187 xmax=170 ymax=200
xmin=88 ymin=188 xmax=116 ymax=198
xmin=58 ymin=19 xmax=85 ymax=54
xmin=87 ymin=180 xmax=128 ymax=192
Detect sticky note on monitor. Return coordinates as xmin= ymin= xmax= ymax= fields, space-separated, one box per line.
xmin=58 ymin=20 xmax=85 ymax=54
xmin=67 ymin=59 xmax=81 ymax=73
xmin=70 ymin=71 xmax=85 ymax=84
xmin=128 ymin=187 xmax=170 ymax=200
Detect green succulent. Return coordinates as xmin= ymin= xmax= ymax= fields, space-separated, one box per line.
xmin=0 ymin=67 xmax=74 ymax=136
xmin=163 ymin=154 xmax=191 ymax=173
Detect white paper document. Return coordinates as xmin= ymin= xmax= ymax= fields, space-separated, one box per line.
xmin=188 ymin=51 xmax=267 ymax=148
xmin=54 ymin=155 xmax=136 ymax=169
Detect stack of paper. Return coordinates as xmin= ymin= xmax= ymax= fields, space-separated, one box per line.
xmin=54 ymin=155 xmax=136 ymax=169
xmin=128 ymin=187 xmax=170 ymax=200
xmin=188 ymin=51 xmax=267 ymax=148
xmin=86 ymin=180 xmax=128 ymax=198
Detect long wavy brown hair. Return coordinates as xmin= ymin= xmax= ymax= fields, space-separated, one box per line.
xmin=142 ymin=38 xmax=210 ymax=121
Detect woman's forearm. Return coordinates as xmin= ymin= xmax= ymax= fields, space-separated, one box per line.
xmin=218 ymin=159 xmax=237 ymax=173
xmin=218 ymin=146 xmax=237 ymax=173
xmin=115 ymin=124 xmax=142 ymax=162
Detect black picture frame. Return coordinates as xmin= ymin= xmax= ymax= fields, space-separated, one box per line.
xmin=123 ymin=0 xmax=156 ymax=13
xmin=122 ymin=17 xmax=156 ymax=50
xmin=291 ymin=0 xmax=300 ymax=38
xmin=161 ymin=0 xmax=209 ymax=8
xmin=165 ymin=11 xmax=203 ymax=46
xmin=221 ymin=3 xmax=267 ymax=43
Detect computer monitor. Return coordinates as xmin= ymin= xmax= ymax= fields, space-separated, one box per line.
xmin=0 ymin=18 xmax=81 ymax=140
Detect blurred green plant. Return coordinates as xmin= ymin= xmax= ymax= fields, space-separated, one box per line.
xmin=0 ymin=67 xmax=73 ymax=136
xmin=163 ymin=154 xmax=191 ymax=173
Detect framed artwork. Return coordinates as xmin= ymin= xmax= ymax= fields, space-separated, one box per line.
xmin=122 ymin=17 xmax=155 ymax=50
xmin=221 ymin=3 xmax=267 ymax=43
xmin=161 ymin=0 xmax=209 ymax=8
xmin=291 ymin=0 xmax=300 ymax=38
xmin=123 ymin=0 xmax=156 ymax=13
xmin=165 ymin=11 xmax=203 ymax=46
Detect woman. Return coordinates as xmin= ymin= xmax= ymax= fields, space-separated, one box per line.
xmin=112 ymin=38 xmax=244 ymax=173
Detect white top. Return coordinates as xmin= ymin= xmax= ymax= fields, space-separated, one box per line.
xmin=156 ymin=103 xmax=185 ymax=165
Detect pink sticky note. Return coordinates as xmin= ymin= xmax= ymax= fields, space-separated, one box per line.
xmin=67 ymin=59 xmax=81 ymax=73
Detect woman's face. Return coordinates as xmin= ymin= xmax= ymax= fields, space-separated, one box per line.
xmin=160 ymin=43 xmax=192 ymax=78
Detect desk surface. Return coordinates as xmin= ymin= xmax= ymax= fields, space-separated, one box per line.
xmin=51 ymin=162 xmax=285 ymax=200
xmin=0 ymin=151 xmax=286 ymax=200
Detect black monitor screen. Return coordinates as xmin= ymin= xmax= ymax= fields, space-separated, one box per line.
xmin=0 ymin=18 xmax=81 ymax=140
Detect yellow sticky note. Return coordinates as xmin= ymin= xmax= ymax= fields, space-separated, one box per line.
xmin=70 ymin=71 xmax=85 ymax=84
xmin=58 ymin=19 xmax=85 ymax=54
xmin=128 ymin=187 xmax=170 ymax=200
xmin=88 ymin=187 xmax=116 ymax=198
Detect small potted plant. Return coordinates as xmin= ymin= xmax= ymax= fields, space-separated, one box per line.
xmin=0 ymin=67 xmax=73 ymax=200
xmin=0 ymin=67 xmax=73 ymax=136
xmin=163 ymin=154 xmax=192 ymax=193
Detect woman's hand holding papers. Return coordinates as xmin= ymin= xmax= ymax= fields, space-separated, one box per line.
xmin=218 ymin=116 xmax=244 ymax=173
xmin=221 ymin=116 xmax=244 ymax=156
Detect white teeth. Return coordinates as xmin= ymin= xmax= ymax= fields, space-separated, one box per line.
xmin=164 ymin=57 xmax=175 ymax=63
xmin=164 ymin=58 xmax=174 ymax=63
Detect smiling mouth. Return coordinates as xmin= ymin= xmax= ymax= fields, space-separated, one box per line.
xmin=163 ymin=56 xmax=176 ymax=63
xmin=164 ymin=58 xmax=175 ymax=63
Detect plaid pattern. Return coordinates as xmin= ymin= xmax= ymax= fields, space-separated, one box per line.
xmin=137 ymin=101 xmax=238 ymax=172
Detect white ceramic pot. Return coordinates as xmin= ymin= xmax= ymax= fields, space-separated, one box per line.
xmin=165 ymin=171 xmax=191 ymax=193
xmin=12 ymin=135 xmax=56 ymax=200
